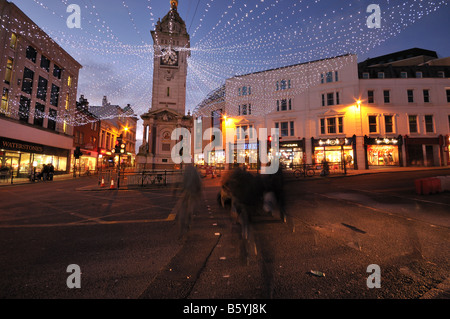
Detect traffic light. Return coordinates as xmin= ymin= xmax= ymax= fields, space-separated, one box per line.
xmin=112 ymin=136 xmax=126 ymax=155
xmin=74 ymin=147 xmax=83 ymax=159
xmin=268 ymin=136 xmax=272 ymax=150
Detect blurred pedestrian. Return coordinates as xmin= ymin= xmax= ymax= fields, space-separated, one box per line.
xmin=42 ymin=164 xmax=49 ymax=182
xmin=173 ymin=164 xmax=203 ymax=239
xmin=49 ymin=164 xmax=55 ymax=181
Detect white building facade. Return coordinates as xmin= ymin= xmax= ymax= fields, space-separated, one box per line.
xmin=195 ymin=49 xmax=450 ymax=170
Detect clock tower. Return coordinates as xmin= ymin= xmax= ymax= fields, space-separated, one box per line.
xmin=137 ymin=0 xmax=193 ymax=170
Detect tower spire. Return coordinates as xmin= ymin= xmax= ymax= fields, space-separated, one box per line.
xmin=170 ymin=0 xmax=178 ymax=10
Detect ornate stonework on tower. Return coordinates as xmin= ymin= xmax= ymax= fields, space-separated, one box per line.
xmin=137 ymin=0 xmax=193 ymax=170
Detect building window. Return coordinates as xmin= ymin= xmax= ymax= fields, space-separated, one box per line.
xmin=385 ymin=115 xmax=394 ymax=134
xmin=167 ymin=87 xmax=170 ymax=97
xmin=277 ymin=99 xmax=289 ymax=112
xmin=50 ymin=84 xmax=60 ymax=106
xmin=22 ymin=68 xmax=34 ymax=95
xmin=26 ymin=46 xmax=37 ymax=63
xmin=242 ymin=104 xmax=248 ymax=115
xmin=446 ymin=89 xmax=450 ymax=103
xmin=383 ymin=90 xmax=390 ymax=104
xmin=10 ymin=33 xmax=17 ymax=50
xmin=276 ymin=82 xmax=279 ymax=91
xmin=320 ymin=74 xmax=324 ymax=84
xmin=320 ymin=117 xmax=344 ymax=135
xmin=400 ymin=72 xmax=408 ymax=79
xmin=326 ymin=72 xmax=333 ymax=83
xmin=362 ymin=73 xmax=370 ymax=79
xmin=423 ymin=89 xmax=430 ymax=103
xmin=327 ymin=93 xmax=334 ymax=106
xmin=409 ymin=115 xmax=418 ymax=133
xmin=368 ymin=90 xmax=374 ymax=104
xmin=425 ymin=115 xmax=434 ymax=133
xmin=321 ymin=94 xmax=325 ymax=107
xmin=48 ymin=108 xmax=57 ymax=131
xmin=19 ymin=96 xmax=31 ymax=123
xmin=437 ymin=71 xmax=445 ymax=78
xmin=280 ymin=80 xmax=287 ymax=90
xmin=68 ymin=76 xmax=72 ymax=87
xmin=368 ymin=116 xmax=378 ymax=133
xmin=53 ymin=65 xmax=62 ymax=79
xmin=4 ymin=58 xmax=13 ymax=84
xmin=34 ymin=102 xmax=45 ymax=127
xmin=378 ymin=72 xmax=385 ymax=79
xmin=327 ymin=118 xmax=336 ymax=134
xmin=1 ymin=88 xmax=9 ymax=113
xmin=335 ymin=71 xmax=339 ymax=82
xmin=40 ymin=56 xmax=50 ymax=72
xmin=37 ymin=76 xmax=48 ymax=101
xmin=290 ymin=121 xmax=295 ymax=136
xmin=407 ymin=89 xmax=414 ymax=103
xmin=280 ymin=122 xmax=289 ymax=137
xmin=416 ymin=72 xmax=423 ymax=78
xmin=65 ymin=93 xmax=70 ymax=110
xmin=242 ymin=86 xmax=247 ymax=96
xmin=336 ymin=92 xmax=340 ymax=105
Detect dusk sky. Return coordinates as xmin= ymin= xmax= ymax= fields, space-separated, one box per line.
xmin=10 ymin=0 xmax=450 ymax=132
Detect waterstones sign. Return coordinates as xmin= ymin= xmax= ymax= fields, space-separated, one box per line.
xmin=0 ymin=137 xmax=44 ymax=154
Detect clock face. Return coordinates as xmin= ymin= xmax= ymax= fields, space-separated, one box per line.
xmin=161 ymin=48 xmax=178 ymax=66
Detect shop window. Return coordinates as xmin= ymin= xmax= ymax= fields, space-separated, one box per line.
xmin=368 ymin=116 xmax=378 ymax=133
xmin=425 ymin=115 xmax=434 ymax=133
xmin=409 ymin=115 xmax=418 ymax=133
xmin=48 ymin=108 xmax=57 ymax=131
xmin=19 ymin=96 xmax=31 ymax=123
xmin=22 ymin=68 xmax=34 ymax=94
xmin=367 ymin=145 xmax=399 ymax=166
xmin=1 ymin=88 xmax=9 ymax=113
xmin=37 ymin=76 xmax=48 ymax=101
xmin=4 ymin=58 xmax=13 ymax=84
xmin=26 ymin=46 xmax=37 ymax=63
xmin=40 ymin=56 xmax=50 ymax=72
xmin=385 ymin=115 xmax=394 ymax=134
xmin=34 ymin=102 xmax=45 ymax=127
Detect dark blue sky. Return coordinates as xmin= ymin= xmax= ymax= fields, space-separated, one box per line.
xmin=11 ymin=0 xmax=450 ymax=118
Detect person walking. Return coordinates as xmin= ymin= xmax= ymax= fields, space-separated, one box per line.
xmin=49 ymin=164 xmax=55 ymax=181
xmin=42 ymin=164 xmax=49 ymax=182
xmin=173 ymin=164 xmax=203 ymax=239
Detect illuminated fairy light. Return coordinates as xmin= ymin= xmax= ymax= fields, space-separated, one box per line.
xmin=2 ymin=0 xmax=447 ymax=127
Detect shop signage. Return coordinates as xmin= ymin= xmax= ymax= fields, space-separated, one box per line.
xmin=0 ymin=137 xmax=44 ymax=153
xmin=318 ymin=138 xmax=349 ymax=146
xmin=0 ymin=137 xmax=69 ymax=157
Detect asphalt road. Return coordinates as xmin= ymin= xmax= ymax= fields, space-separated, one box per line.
xmin=0 ymin=169 xmax=449 ymax=300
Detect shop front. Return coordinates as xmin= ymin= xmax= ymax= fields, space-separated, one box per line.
xmin=0 ymin=137 xmax=70 ymax=178
xmin=364 ymin=136 xmax=403 ymax=169
xmin=279 ymin=140 xmax=305 ymax=169
xmin=404 ymin=136 xmax=445 ymax=167
xmin=312 ymin=136 xmax=357 ymax=169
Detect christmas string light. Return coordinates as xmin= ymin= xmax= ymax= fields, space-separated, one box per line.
xmin=2 ymin=0 xmax=448 ymax=127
